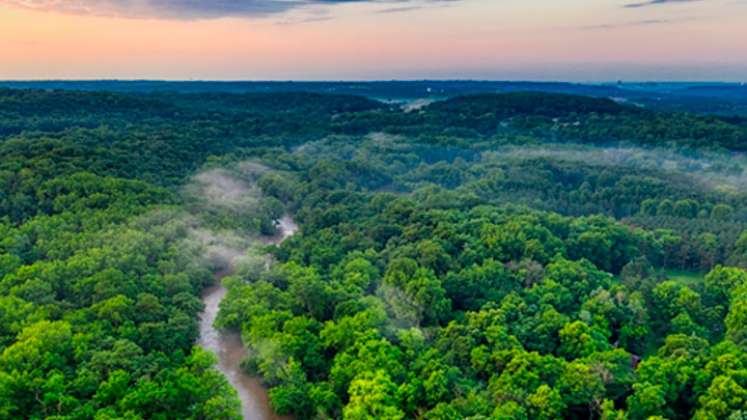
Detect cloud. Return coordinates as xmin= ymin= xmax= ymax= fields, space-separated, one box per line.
xmin=275 ymin=14 xmax=335 ymax=25
xmin=1 ymin=0 xmax=455 ymax=19
xmin=376 ymin=6 xmax=422 ymax=13
xmin=375 ymin=0 xmax=455 ymax=14
xmin=624 ymin=0 xmax=703 ymax=8
xmin=580 ymin=17 xmax=691 ymax=29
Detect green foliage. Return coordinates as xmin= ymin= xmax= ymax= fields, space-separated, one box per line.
xmin=3 ymin=88 xmax=747 ymax=419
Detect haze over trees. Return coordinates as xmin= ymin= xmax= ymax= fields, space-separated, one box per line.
xmin=0 ymin=86 xmax=746 ymax=419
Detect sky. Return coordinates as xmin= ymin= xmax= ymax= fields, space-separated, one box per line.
xmin=1 ymin=0 xmax=746 ymax=81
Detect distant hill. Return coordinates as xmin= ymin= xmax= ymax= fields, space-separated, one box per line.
xmin=1 ymin=80 xmax=747 ymax=115
xmin=426 ymin=92 xmax=631 ymax=118
xmin=1 ymin=87 xmax=745 ymax=151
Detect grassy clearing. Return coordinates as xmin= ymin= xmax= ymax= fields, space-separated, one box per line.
xmin=664 ymin=269 xmax=706 ymax=290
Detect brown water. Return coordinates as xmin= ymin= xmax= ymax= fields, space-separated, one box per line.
xmin=198 ymin=215 xmax=298 ymax=420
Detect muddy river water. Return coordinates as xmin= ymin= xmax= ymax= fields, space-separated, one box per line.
xmin=198 ymin=215 xmax=298 ymax=420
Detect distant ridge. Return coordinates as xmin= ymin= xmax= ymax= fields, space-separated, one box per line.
xmin=2 ymin=80 xmax=746 ymax=116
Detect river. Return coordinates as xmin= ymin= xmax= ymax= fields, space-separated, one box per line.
xmin=197 ymin=215 xmax=298 ymax=420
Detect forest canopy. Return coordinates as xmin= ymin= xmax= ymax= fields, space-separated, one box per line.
xmin=0 ymin=88 xmax=746 ymax=419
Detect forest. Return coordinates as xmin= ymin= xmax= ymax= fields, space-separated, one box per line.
xmin=0 ymin=87 xmax=746 ymax=419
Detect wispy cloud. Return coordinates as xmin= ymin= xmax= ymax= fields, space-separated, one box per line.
xmin=580 ymin=17 xmax=692 ymax=29
xmin=624 ymin=0 xmax=703 ymax=8
xmin=376 ymin=6 xmax=422 ymax=13
xmin=275 ymin=12 xmax=335 ymax=25
xmin=376 ymin=0 xmax=455 ymax=14
xmin=1 ymin=0 xmax=459 ymax=19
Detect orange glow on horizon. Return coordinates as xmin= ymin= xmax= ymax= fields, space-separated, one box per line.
xmin=1 ymin=0 xmax=746 ymax=81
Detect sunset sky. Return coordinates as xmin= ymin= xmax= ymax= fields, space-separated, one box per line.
xmin=1 ymin=0 xmax=746 ymax=81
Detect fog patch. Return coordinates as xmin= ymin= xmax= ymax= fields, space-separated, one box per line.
xmin=378 ymin=283 xmax=427 ymax=329
xmin=403 ymin=98 xmax=435 ymax=112
xmin=189 ymin=226 xmax=253 ymax=271
xmin=367 ymin=132 xmax=406 ymax=145
xmin=178 ymin=161 xmax=285 ymax=274
xmin=484 ymin=144 xmax=747 ymax=194
xmin=187 ymin=168 xmax=262 ymax=214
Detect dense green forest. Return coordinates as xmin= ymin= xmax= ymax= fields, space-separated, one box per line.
xmin=1 ymin=88 xmax=746 ymax=419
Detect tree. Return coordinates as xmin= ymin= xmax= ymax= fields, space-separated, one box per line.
xmin=694 ymin=376 xmax=747 ymax=419
xmin=711 ymin=204 xmax=734 ymax=220
xmin=340 ymin=257 xmax=380 ymax=294
xmin=286 ymin=264 xmax=334 ymax=320
xmin=640 ymin=199 xmax=658 ymax=216
xmin=558 ymin=361 xmax=606 ymax=418
xmin=673 ymin=199 xmax=698 ymax=219
xmin=544 ymin=257 xmax=612 ymax=307
xmin=381 ymin=259 xmax=451 ymax=326
xmin=0 ymin=320 xmax=74 ymax=417
xmin=726 ymin=287 xmax=747 ymax=347
xmin=443 ymin=259 xmax=515 ymax=311
xmin=268 ymin=359 xmax=314 ymax=417
xmin=527 ymin=385 xmax=566 ymax=420
xmin=657 ymin=200 xmax=674 ymax=217
xmin=343 ymin=370 xmax=405 ymax=420
xmin=627 ymin=382 xmax=667 ymax=420
xmin=705 ymin=266 xmax=747 ymax=308
xmin=493 ymin=401 xmax=528 ymax=419
xmin=558 ymin=321 xmax=611 ymax=360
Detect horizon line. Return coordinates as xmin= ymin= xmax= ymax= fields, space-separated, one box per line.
xmin=0 ymin=79 xmax=745 ymax=85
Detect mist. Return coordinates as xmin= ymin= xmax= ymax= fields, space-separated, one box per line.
xmin=167 ymin=161 xmax=286 ymax=276
xmin=484 ymin=144 xmax=747 ymax=194
xmin=187 ymin=166 xmax=265 ymax=214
